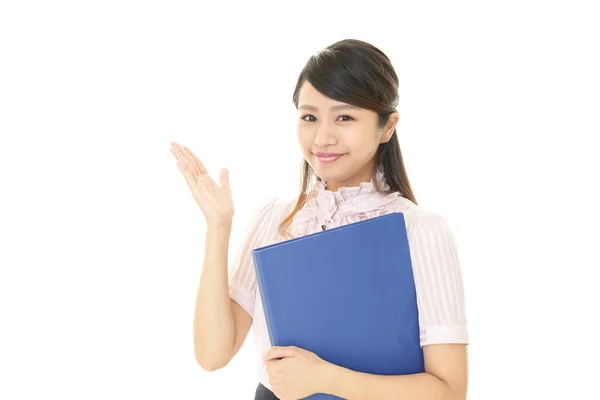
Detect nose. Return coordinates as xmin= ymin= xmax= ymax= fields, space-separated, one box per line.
xmin=314 ymin=120 xmax=337 ymax=148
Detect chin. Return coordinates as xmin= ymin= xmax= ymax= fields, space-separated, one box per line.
xmin=311 ymin=165 xmax=345 ymax=184
xmin=310 ymin=152 xmax=355 ymax=180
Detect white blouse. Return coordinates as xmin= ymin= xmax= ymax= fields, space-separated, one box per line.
xmin=227 ymin=172 xmax=468 ymax=391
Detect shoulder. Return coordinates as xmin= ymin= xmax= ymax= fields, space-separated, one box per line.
xmin=245 ymin=196 xmax=297 ymax=238
xmin=407 ymin=210 xmax=454 ymax=239
xmin=386 ymin=196 xmax=455 ymax=240
xmin=253 ymin=196 xmax=296 ymax=220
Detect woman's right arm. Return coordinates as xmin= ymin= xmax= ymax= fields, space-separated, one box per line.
xmin=193 ymin=222 xmax=253 ymax=371
xmin=169 ymin=141 xmax=273 ymax=371
xmin=194 ymin=197 xmax=275 ymax=370
xmin=170 ymin=141 xmax=251 ymax=370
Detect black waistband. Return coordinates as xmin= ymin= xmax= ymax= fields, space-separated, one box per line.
xmin=254 ymin=382 xmax=279 ymax=400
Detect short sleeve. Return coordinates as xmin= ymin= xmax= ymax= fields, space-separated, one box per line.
xmin=228 ymin=198 xmax=277 ymax=318
xmin=408 ymin=212 xmax=469 ymax=346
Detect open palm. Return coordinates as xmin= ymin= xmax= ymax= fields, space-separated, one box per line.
xmin=170 ymin=141 xmax=235 ymax=226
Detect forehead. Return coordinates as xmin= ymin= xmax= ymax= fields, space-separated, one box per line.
xmin=298 ymin=81 xmax=362 ymax=111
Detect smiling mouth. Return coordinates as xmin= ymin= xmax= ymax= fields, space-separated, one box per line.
xmin=314 ymin=153 xmax=345 ymax=163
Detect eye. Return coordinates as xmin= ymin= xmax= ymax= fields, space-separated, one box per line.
xmin=300 ymin=114 xmax=316 ymax=122
xmin=299 ymin=114 xmax=354 ymax=122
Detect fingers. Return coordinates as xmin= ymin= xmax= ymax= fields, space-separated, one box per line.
xmin=180 ymin=146 xmax=202 ymax=177
xmin=171 ymin=142 xmax=228 ymax=192
xmin=183 ymin=145 xmax=208 ymax=175
xmin=176 ymin=160 xmax=198 ymax=188
xmin=170 ymin=142 xmax=203 ymax=177
xmin=263 ymin=346 xmax=298 ymax=361
xmin=219 ymin=168 xmax=230 ymax=191
xmin=170 ymin=144 xmax=200 ymax=181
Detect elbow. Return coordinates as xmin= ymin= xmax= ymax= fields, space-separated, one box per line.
xmin=448 ymin=385 xmax=467 ymax=400
xmin=196 ymin=354 xmax=227 ymax=372
xmin=193 ymin=330 xmax=234 ymax=371
xmin=195 ymin=345 xmax=232 ymax=372
xmin=197 ymin=360 xmax=223 ymax=372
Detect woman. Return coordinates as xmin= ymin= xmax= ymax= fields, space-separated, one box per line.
xmin=171 ymin=38 xmax=469 ymax=399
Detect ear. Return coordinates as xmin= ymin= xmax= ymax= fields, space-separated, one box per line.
xmin=379 ymin=111 xmax=399 ymax=144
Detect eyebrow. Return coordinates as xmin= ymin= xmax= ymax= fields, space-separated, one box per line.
xmin=298 ymin=104 xmax=362 ymax=112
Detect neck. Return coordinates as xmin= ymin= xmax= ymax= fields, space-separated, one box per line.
xmin=323 ymin=165 xmax=376 ymax=192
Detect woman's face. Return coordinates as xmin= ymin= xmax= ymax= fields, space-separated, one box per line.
xmin=296 ymin=80 xmax=398 ymax=191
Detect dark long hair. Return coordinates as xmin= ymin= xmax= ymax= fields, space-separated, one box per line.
xmin=279 ymin=39 xmax=418 ymax=238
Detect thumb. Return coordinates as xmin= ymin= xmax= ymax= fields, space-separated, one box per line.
xmin=219 ymin=168 xmax=230 ymax=191
xmin=263 ymin=346 xmax=297 ymax=361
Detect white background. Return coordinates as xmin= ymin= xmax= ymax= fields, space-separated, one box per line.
xmin=1 ymin=1 xmax=599 ymax=399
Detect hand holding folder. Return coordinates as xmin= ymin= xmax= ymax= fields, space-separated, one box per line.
xmin=252 ymin=212 xmax=425 ymax=400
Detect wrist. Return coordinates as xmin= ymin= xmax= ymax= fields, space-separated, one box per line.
xmin=320 ymin=361 xmax=342 ymax=395
xmin=206 ymin=220 xmax=232 ymax=233
xmin=205 ymin=222 xmax=232 ymax=246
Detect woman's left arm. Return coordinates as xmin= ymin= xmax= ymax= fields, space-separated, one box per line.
xmin=322 ymin=211 xmax=469 ymax=399
xmin=320 ymin=343 xmax=468 ymax=400
xmin=265 ymin=211 xmax=469 ymax=399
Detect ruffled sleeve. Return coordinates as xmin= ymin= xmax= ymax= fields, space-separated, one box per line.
xmin=407 ymin=211 xmax=469 ymax=346
xmin=228 ymin=198 xmax=277 ymax=318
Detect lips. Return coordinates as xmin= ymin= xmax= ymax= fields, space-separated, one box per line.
xmin=314 ymin=152 xmax=345 ymax=164
xmin=315 ymin=152 xmax=343 ymax=157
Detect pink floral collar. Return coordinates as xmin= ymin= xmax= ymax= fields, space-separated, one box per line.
xmin=290 ymin=167 xmax=402 ymax=237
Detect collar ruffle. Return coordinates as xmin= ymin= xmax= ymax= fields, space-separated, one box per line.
xmin=291 ymin=167 xmax=401 ymax=237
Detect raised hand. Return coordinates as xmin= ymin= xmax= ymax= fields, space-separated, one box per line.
xmin=170 ymin=141 xmax=234 ymax=227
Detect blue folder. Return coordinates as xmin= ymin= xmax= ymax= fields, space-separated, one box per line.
xmin=252 ymin=212 xmax=425 ymax=400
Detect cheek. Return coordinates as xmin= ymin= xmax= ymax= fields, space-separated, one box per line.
xmin=296 ymin=126 xmax=313 ymax=148
xmin=341 ymin=129 xmax=376 ymax=153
